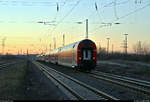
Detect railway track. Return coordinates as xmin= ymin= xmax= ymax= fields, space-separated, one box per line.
xmin=0 ymin=60 xmax=25 ymax=70
xmin=89 ymin=70 xmax=150 ymax=97
xmin=0 ymin=62 xmax=18 ymax=69
xmin=32 ymin=61 xmax=119 ymax=100
xmin=0 ymin=61 xmax=8 ymax=65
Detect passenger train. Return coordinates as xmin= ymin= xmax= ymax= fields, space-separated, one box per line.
xmin=36 ymin=39 xmax=97 ymax=71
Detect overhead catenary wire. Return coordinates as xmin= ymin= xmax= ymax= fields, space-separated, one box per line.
xmin=52 ymin=0 xmax=68 ymax=22
xmin=116 ymin=0 xmax=130 ymax=5
xmin=90 ymin=1 xmax=150 ymax=33
xmin=40 ymin=0 xmax=68 ymax=50
xmin=87 ymin=0 xmax=130 ymax=21
xmin=135 ymin=0 xmax=143 ymax=4
xmin=86 ymin=0 xmax=123 ymax=33
xmin=87 ymin=1 xmax=114 ymax=20
xmin=104 ymin=0 xmax=130 ymax=7
xmin=40 ymin=0 xmax=80 ymax=51
xmin=1 ymin=0 xmax=150 ymax=54
xmin=114 ymin=2 xmax=150 ymax=21
xmin=0 ymin=0 xmax=66 ymax=7
xmin=49 ymin=0 xmax=81 ymax=36
xmin=114 ymin=0 xmax=119 ymax=20
xmin=95 ymin=1 xmax=104 ymax=23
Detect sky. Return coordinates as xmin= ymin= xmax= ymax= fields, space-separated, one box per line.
xmin=0 ymin=0 xmax=150 ymax=55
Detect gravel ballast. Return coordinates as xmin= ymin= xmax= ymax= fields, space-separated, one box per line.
xmin=40 ymin=61 xmax=150 ymax=100
xmin=96 ymin=60 xmax=150 ymax=81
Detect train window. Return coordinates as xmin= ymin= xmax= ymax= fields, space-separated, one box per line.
xmin=86 ymin=50 xmax=88 ymax=58
xmin=83 ymin=49 xmax=91 ymax=60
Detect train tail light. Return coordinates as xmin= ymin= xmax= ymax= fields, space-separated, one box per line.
xmin=79 ymin=57 xmax=82 ymax=60
xmin=93 ymin=57 xmax=95 ymax=60
xmin=93 ymin=49 xmax=97 ymax=62
xmin=77 ymin=49 xmax=82 ymax=64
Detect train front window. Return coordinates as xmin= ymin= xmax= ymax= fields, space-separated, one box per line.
xmin=83 ymin=49 xmax=92 ymax=60
xmin=86 ymin=50 xmax=88 ymax=58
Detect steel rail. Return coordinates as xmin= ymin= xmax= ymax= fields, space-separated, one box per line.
xmin=34 ymin=61 xmax=84 ymax=100
xmin=0 ymin=62 xmax=18 ymax=68
xmin=89 ymin=72 xmax=150 ymax=95
xmin=93 ymin=70 xmax=150 ymax=89
xmin=0 ymin=60 xmax=25 ymax=69
xmin=33 ymin=61 xmax=119 ymax=100
xmin=0 ymin=61 xmax=7 ymax=64
xmin=95 ymin=69 xmax=150 ymax=85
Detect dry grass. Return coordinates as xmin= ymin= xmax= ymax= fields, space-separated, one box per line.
xmin=96 ymin=60 xmax=150 ymax=81
xmin=0 ymin=60 xmax=27 ymax=100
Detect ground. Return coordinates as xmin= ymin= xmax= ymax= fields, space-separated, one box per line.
xmin=96 ymin=60 xmax=150 ymax=81
xmin=0 ymin=58 xmax=150 ymax=100
xmin=0 ymin=59 xmax=69 ymax=100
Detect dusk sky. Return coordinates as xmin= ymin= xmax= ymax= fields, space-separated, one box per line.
xmin=0 ymin=0 xmax=150 ymax=54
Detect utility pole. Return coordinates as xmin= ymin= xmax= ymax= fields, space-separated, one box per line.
xmin=49 ymin=44 xmax=51 ymax=50
xmin=99 ymin=42 xmax=101 ymax=54
xmin=106 ymin=38 xmax=110 ymax=54
xmin=138 ymin=41 xmax=142 ymax=54
xmin=2 ymin=37 xmax=6 ymax=55
xmin=27 ymin=49 xmax=28 ymax=56
xmin=18 ymin=50 xmax=19 ymax=55
xmin=21 ymin=49 xmax=22 ymax=55
xmin=86 ymin=19 xmax=88 ymax=39
xmin=63 ymin=34 xmax=65 ymax=46
xmin=53 ymin=37 xmax=56 ymax=49
xmin=45 ymin=45 xmax=47 ymax=52
xmin=112 ymin=44 xmax=114 ymax=54
xmin=124 ymin=34 xmax=128 ymax=54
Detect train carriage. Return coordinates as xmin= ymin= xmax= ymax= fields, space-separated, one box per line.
xmin=36 ymin=39 xmax=97 ymax=71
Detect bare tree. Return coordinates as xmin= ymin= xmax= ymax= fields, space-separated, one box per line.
xmin=99 ymin=47 xmax=107 ymax=54
xmin=133 ymin=41 xmax=150 ymax=55
xmin=142 ymin=42 xmax=150 ymax=55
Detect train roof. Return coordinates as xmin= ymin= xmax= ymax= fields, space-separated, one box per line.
xmin=59 ymin=39 xmax=95 ymax=48
xmin=40 ymin=39 xmax=96 ymax=55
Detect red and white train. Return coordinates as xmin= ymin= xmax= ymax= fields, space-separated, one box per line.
xmin=36 ymin=39 xmax=97 ymax=71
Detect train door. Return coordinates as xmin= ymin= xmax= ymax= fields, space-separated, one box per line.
xmin=82 ymin=49 xmax=92 ymax=60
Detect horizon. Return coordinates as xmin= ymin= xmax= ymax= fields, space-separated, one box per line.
xmin=0 ymin=0 xmax=150 ymax=55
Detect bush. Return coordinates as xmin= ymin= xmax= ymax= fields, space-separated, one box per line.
xmin=97 ymin=52 xmax=150 ymax=62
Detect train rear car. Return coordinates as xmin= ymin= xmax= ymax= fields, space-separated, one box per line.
xmin=76 ymin=39 xmax=97 ymax=70
xmin=37 ymin=39 xmax=97 ymax=71
xmin=58 ymin=39 xmax=97 ymax=71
